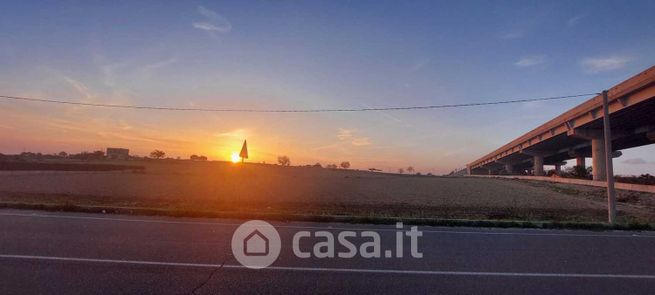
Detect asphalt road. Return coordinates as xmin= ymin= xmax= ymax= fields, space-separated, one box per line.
xmin=1 ymin=209 xmax=655 ymax=294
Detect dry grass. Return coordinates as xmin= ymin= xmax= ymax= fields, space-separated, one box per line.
xmin=1 ymin=160 xmax=654 ymax=224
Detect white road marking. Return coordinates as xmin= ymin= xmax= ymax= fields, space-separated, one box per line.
xmin=1 ymin=254 xmax=655 ymax=279
xmin=0 ymin=211 xmax=652 ymax=238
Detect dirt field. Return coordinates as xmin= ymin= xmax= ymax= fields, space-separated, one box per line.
xmin=1 ymin=160 xmax=654 ymax=224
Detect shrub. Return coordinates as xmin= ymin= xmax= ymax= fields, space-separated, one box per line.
xmin=277 ymin=155 xmax=291 ymax=166
xmin=616 ymin=174 xmax=655 ymax=185
xmin=150 ymin=150 xmax=165 ymax=159
xmin=563 ymin=165 xmax=592 ymax=179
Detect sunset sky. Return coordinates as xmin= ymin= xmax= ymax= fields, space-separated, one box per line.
xmin=1 ymin=1 xmax=654 ymax=174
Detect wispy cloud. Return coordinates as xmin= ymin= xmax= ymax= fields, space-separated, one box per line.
xmin=337 ymin=128 xmax=372 ymax=146
xmin=514 ymin=56 xmax=545 ymax=68
xmin=0 ymin=124 xmax=14 ymax=130
xmin=142 ymin=58 xmax=177 ymax=72
xmin=567 ymin=14 xmax=585 ymax=27
xmin=623 ymin=158 xmax=655 ymax=165
xmin=193 ymin=6 xmax=231 ymax=33
xmin=198 ymin=6 xmax=219 ymax=19
xmin=409 ymin=58 xmax=431 ymax=73
xmin=351 ymin=137 xmax=371 ymax=146
xmin=312 ymin=142 xmax=343 ymax=152
xmin=192 ymin=22 xmax=230 ymax=33
xmin=337 ymin=128 xmax=354 ymax=141
xmin=500 ymin=31 xmax=523 ymax=40
xmin=581 ymin=56 xmax=630 ymax=73
xmin=140 ymin=58 xmax=177 ymax=78
xmin=214 ymin=128 xmax=249 ymax=138
xmin=117 ymin=120 xmax=133 ymax=131
xmin=63 ymin=77 xmax=96 ymax=101
xmin=93 ymin=56 xmax=131 ymax=88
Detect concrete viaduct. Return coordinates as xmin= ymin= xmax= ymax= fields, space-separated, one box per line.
xmin=467 ymin=65 xmax=655 ymax=181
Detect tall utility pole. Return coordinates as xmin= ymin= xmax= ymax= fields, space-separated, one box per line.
xmin=602 ymin=90 xmax=616 ymax=224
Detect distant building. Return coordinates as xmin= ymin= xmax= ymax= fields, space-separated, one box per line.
xmin=106 ymin=148 xmax=129 ymax=160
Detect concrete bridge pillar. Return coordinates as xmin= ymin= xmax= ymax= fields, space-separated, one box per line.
xmin=569 ymin=129 xmax=608 ymax=181
xmin=592 ymin=137 xmax=606 ymax=181
xmin=576 ymin=156 xmax=585 ymax=167
xmin=533 ymin=155 xmax=544 ymax=176
xmin=504 ymin=164 xmax=514 ymax=174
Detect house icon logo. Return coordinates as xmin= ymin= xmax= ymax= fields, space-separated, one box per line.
xmin=231 ymin=220 xmax=281 ymax=269
xmin=244 ymin=230 xmax=269 ymax=256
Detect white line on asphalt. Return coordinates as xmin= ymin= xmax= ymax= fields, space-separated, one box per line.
xmin=0 ymin=211 xmax=652 ymax=238
xmin=2 ymin=254 xmax=655 ymax=279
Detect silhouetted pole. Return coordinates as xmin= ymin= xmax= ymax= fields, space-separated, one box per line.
xmin=602 ymin=90 xmax=616 ymax=224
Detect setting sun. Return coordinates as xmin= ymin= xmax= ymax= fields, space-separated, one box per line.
xmin=230 ymin=152 xmax=240 ymax=163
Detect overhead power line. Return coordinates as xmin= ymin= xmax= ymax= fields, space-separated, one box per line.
xmin=0 ymin=93 xmax=598 ymax=113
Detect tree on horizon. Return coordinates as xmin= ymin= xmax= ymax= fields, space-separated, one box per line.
xmin=277 ymin=155 xmax=290 ymax=166
xmin=150 ymin=150 xmax=165 ymax=159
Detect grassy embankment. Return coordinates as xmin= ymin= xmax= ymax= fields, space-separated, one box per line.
xmin=1 ymin=160 xmax=653 ymax=230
